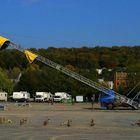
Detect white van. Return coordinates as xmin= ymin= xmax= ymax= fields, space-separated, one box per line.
xmin=13 ymin=91 xmax=30 ymax=102
xmin=0 ymin=92 xmax=7 ymax=101
xmin=35 ymin=92 xmax=52 ymax=102
xmin=53 ymin=92 xmax=71 ymax=102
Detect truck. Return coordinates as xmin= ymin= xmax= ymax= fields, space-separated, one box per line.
xmin=99 ymin=89 xmax=138 ymax=109
xmin=53 ymin=92 xmax=71 ymax=102
xmin=12 ymin=91 xmax=30 ymax=102
xmin=99 ymin=90 xmax=116 ymax=109
xmin=35 ymin=92 xmax=52 ymax=102
xmin=0 ymin=91 xmax=8 ymax=101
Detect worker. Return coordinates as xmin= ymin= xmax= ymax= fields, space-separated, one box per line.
xmin=50 ymin=96 xmax=54 ymax=105
xmin=48 ymin=96 xmax=54 ymax=105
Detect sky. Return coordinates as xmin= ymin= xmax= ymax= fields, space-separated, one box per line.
xmin=0 ymin=0 xmax=140 ymax=48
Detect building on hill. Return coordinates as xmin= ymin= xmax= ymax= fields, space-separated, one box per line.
xmin=97 ymin=68 xmax=114 ymax=89
xmin=114 ymin=71 xmax=128 ymax=90
xmin=105 ymin=81 xmax=114 ymax=89
xmin=96 ymin=69 xmax=103 ymax=75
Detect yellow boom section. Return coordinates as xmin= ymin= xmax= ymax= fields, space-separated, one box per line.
xmin=0 ymin=36 xmax=10 ymax=50
xmin=24 ymin=50 xmax=38 ymax=63
xmin=0 ymin=36 xmax=38 ymax=63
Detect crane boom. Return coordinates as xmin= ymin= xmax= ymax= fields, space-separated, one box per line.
xmin=10 ymin=43 xmax=139 ymax=109
xmin=0 ymin=36 xmax=139 ymax=109
xmin=37 ymin=55 xmax=139 ymax=109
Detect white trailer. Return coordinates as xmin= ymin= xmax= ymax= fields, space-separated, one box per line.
xmin=13 ymin=91 xmax=30 ymax=102
xmin=53 ymin=92 xmax=71 ymax=102
xmin=0 ymin=92 xmax=7 ymax=101
xmin=76 ymin=96 xmax=84 ymax=102
xmin=35 ymin=92 xmax=52 ymax=102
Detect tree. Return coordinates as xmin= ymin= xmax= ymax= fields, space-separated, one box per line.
xmin=0 ymin=46 xmax=139 ymax=97
xmin=8 ymin=67 xmax=21 ymax=79
xmin=0 ymin=69 xmax=13 ymax=94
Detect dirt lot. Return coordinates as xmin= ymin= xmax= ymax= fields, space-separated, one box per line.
xmin=0 ymin=102 xmax=139 ymax=140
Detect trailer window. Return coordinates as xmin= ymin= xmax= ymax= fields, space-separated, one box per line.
xmin=36 ymin=95 xmax=42 ymax=98
xmin=5 ymin=94 xmax=6 ymax=97
xmin=54 ymin=96 xmax=61 ymax=98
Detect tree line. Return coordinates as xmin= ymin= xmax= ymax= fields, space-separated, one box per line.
xmin=0 ymin=46 xmax=139 ymax=98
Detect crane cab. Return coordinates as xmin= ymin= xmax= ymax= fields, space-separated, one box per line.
xmin=99 ymin=90 xmax=115 ymax=109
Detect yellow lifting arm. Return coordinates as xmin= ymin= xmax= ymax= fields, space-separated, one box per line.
xmin=24 ymin=50 xmax=38 ymax=63
xmin=0 ymin=36 xmax=38 ymax=63
xmin=0 ymin=36 xmax=10 ymax=50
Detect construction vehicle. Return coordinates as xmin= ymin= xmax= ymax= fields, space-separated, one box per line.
xmin=0 ymin=36 xmax=139 ymax=109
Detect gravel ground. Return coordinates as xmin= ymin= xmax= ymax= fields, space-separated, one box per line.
xmin=0 ymin=102 xmax=139 ymax=140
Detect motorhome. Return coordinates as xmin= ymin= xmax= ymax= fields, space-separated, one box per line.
xmin=35 ymin=92 xmax=52 ymax=102
xmin=13 ymin=91 xmax=30 ymax=102
xmin=0 ymin=91 xmax=7 ymax=101
xmin=53 ymin=92 xmax=71 ymax=102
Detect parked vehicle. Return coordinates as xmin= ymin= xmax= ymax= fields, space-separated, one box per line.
xmin=53 ymin=92 xmax=71 ymax=102
xmin=0 ymin=91 xmax=7 ymax=101
xmin=76 ymin=96 xmax=83 ymax=102
xmin=13 ymin=91 xmax=30 ymax=102
xmin=99 ymin=91 xmax=115 ymax=109
xmin=35 ymin=92 xmax=52 ymax=102
xmin=99 ymin=90 xmax=134 ymax=109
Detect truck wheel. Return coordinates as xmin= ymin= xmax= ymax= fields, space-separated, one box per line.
xmin=107 ymin=104 xmax=113 ymax=110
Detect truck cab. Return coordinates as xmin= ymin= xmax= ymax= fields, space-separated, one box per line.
xmin=99 ymin=90 xmax=115 ymax=109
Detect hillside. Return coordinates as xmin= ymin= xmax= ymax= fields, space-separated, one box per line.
xmin=0 ymin=46 xmax=139 ymax=97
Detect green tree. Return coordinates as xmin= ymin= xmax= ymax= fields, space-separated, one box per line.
xmin=0 ymin=69 xmax=13 ymax=94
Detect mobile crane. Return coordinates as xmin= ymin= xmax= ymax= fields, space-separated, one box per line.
xmin=0 ymin=36 xmax=139 ymax=109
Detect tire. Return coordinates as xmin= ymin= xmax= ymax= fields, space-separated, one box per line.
xmin=107 ymin=104 xmax=113 ymax=110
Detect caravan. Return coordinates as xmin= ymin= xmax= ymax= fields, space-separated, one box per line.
xmin=53 ymin=92 xmax=71 ymax=102
xmin=35 ymin=92 xmax=52 ymax=102
xmin=0 ymin=92 xmax=7 ymax=101
xmin=13 ymin=91 xmax=30 ymax=102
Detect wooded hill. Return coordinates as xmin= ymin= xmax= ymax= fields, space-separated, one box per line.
xmin=0 ymin=46 xmax=139 ymax=98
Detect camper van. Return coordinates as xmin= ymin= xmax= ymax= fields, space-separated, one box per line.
xmin=35 ymin=92 xmax=52 ymax=102
xmin=0 ymin=92 xmax=7 ymax=101
xmin=13 ymin=91 xmax=30 ymax=102
xmin=53 ymin=92 xmax=71 ymax=102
